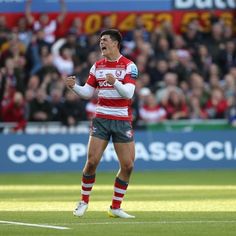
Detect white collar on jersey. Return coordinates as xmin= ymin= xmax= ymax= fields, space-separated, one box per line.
xmin=106 ymin=54 xmax=122 ymax=62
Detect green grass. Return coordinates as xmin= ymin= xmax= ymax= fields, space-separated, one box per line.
xmin=0 ymin=170 xmax=236 ymax=236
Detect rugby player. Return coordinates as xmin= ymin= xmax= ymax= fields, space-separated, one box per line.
xmin=65 ymin=29 xmax=138 ymax=218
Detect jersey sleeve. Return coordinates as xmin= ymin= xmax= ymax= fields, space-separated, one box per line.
xmin=123 ymin=62 xmax=138 ymax=84
xmin=86 ymin=64 xmax=98 ymax=88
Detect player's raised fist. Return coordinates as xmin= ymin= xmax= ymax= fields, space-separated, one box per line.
xmin=65 ymin=76 xmax=76 ymax=88
xmin=105 ymin=73 xmax=116 ymax=85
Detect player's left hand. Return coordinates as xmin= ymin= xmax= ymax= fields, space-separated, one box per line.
xmin=105 ymin=73 xmax=116 ymax=85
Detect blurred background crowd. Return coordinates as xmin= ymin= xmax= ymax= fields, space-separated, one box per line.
xmin=0 ymin=0 xmax=236 ymax=132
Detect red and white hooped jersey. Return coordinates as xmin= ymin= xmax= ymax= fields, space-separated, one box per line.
xmin=86 ymin=55 xmax=138 ymax=121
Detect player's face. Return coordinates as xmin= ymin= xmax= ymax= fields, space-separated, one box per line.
xmin=100 ymin=35 xmax=117 ymax=58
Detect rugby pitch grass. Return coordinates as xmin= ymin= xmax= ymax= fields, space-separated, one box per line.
xmin=0 ymin=170 xmax=236 ymax=236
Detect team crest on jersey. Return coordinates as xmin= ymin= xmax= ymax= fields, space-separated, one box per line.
xmin=115 ymin=70 xmax=122 ymax=77
xmin=126 ymin=130 xmax=133 ymax=138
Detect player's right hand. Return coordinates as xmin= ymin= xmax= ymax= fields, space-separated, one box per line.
xmin=65 ymin=76 xmax=76 ymax=88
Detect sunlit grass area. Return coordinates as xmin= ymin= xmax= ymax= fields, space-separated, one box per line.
xmin=0 ymin=170 xmax=236 ymax=236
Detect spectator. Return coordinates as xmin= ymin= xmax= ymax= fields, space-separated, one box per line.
xmin=28 ymin=88 xmax=52 ymax=122
xmin=53 ymin=46 xmax=74 ymax=76
xmin=0 ymin=16 xmax=10 ymax=47
xmin=206 ymin=63 xmax=221 ymax=82
xmin=61 ymin=90 xmax=86 ymax=126
xmin=227 ymin=96 xmax=236 ymax=127
xmin=25 ymin=0 xmax=66 ymax=45
xmin=49 ymin=88 xmax=64 ymax=122
xmin=26 ymin=29 xmax=51 ymax=75
xmin=123 ymin=15 xmax=150 ymax=43
xmin=223 ymin=24 xmax=234 ymax=41
xmin=69 ymin=17 xmax=87 ymax=46
xmin=138 ymin=87 xmax=151 ymax=106
xmin=155 ymin=72 xmax=178 ymax=103
xmin=194 ymin=44 xmax=212 ymax=78
xmin=148 ymin=59 xmax=169 ymax=90
xmin=222 ymin=74 xmax=236 ymax=103
xmin=153 ymin=37 xmax=170 ymax=60
xmin=188 ymin=95 xmax=207 ymax=120
xmin=135 ymin=54 xmax=147 ymax=74
xmin=40 ymin=72 xmax=64 ymax=95
xmin=1 ymin=91 xmax=27 ymax=132
xmin=61 ymin=29 xmax=89 ymax=64
xmin=229 ymin=66 xmax=236 ymax=80
xmin=208 ymin=74 xmax=222 ymax=90
xmin=183 ymin=19 xmax=203 ymax=55
xmin=204 ymin=88 xmax=228 ymax=119
xmin=204 ymin=22 xmax=225 ymax=64
xmin=24 ymin=88 xmax=35 ymax=120
xmin=162 ymin=87 xmax=189 ymax=120
xmin=14 ymin=16 xmax=32 ymax=48
xmin=139 ymin=93 xmax=166 ymax=124
xmin=101 ymin=15 xmax=114 ymax=31
xmin=0 ymin=33 xmax=26 ymax=67
xmin=218 ymin=40 xmax=236 ymax=74
xmin=188 ymin=72 xmax=209 ymax=107
xmin=0 ymin=69 xmax=6 ymax=99
xmin=1 ymin=57 xmax=25 ymax=94
xmin=27 ymin=74 xmax=40 ymax=91
xmin=175 ymin=49 xmax=197 ymax=83
xmin=137 ymin=73 xmax=151 ymax=89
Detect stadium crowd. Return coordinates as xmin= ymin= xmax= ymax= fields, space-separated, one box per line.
xmin=0 ymin=1 xmax=236 ymax=132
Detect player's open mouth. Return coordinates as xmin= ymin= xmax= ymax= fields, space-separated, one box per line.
xmin=101 ymin=46 xmax=107 ymax=51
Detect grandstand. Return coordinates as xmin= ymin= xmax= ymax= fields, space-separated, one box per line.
xmin=0 ymin=1 xmax=235 ymax=130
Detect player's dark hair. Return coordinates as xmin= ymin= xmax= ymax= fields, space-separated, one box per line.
xmin=100 ymin=29 xmax=122 ymax=48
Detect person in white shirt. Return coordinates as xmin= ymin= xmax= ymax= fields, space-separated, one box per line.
xmin=25 ymin=0 xmax=66 ymax=44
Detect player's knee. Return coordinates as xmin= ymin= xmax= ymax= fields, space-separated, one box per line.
xmin=86 ymin=158 xmax=99 ymax=171
xmin=122 ymin=162 xmax=134 ymax=175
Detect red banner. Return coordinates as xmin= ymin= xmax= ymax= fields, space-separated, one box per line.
xmin=2 ymin=10 xmax=235 ymax=36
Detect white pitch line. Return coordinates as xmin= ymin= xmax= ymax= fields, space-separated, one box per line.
xmin=0 ymin=220 xmax=69 ymax=230
xmin=70 ymin=220 xmax=236 ymax=225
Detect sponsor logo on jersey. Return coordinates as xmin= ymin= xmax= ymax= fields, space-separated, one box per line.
xmin=98 ymin=80 xmax=113 ymax=87
xmin=131 ymin=65 xmax=138 ymax=79
xmin=99 ymin=71 xmax=104 ymax=77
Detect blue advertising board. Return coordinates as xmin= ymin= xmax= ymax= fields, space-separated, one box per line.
xmin=0 ymin=130 xmax=236 ymax=173
xmin=0 ymin=0 xmax=234 ymax=13
xmin=0 ymin=0 xmax=171 ymax=13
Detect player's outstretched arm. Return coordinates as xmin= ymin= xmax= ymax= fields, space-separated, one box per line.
xmin=65 ymin=76 xmax=95 ymax=99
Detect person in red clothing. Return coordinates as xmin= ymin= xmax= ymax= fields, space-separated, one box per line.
xmin=204 ymin=88 xmax=228 ymax=119
xmin=65 ymin=29 xmax=138 ymax=219
xmin=162 ymin=87 xmax=189 ymax=120
xmin=25 ymin=0 xmax=66 ymax=44
xmin=139 ymin=92 xmax=166 ymax=124
xmin=1 ymin=92 xmax=26 ymax=132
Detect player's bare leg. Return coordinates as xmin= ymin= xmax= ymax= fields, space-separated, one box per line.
xmin=108 ymin=141 xmax=135 ymax=218
xmin=83 ymin=136 xmax=109 ymax=175
xmin=74 ymin=136 xmax=108 ymax=217
xmin=114 ymin=141 xmax=135 ymax=181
